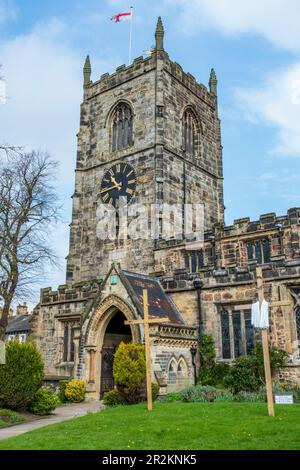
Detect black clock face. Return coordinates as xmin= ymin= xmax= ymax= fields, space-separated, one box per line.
xmin=100 ymin=162 xmax=137 ymax=207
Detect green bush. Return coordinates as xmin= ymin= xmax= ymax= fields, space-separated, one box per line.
xmin=65 ymin=380 xmax=86 ymax=403
xmin=233 ymin=391 xmax=263 ymax=403
xmin=103 ymin=389 xmax=122 ymax=407
xmin=224 ymin=343 xmax=288 ymax=393
xmin=160 ymin=392 xmax=181 ymax=403
xmin=28 ymin=388 xmax=60 ymax=415
xmin=113 ymin=342 xmax=146 ymax=404
xmin=214 ymin=391 xmax=234 ymax=402
xmin=58 ymin=380 xmax=69 ymax=403
xmin=254 ymin=343 xmax=288 ymax=382
xmin=152 ymin=382 xmax=160 ymax=402
xmin=224 ymin=355 xmax=261 ymax=393
xmin=180 ymin=385 xmax=227 ymax=403
xmin=0 ymin=341 xmax=44 ymax=410
xmin=198 ymin=335 xmax=230 ymax=387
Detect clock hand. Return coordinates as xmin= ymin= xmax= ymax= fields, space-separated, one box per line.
xmin=110 ymin=175 xmax=122 ymax=189
xmin=100 ymin=183 xmax=122 ymax=194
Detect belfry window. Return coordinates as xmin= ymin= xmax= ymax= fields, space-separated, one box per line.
xmin=220 ymin=308 xmax=254 ymax=360
xmin=112 ymin=102 xmax=133 ymax=151
xmin=183 ymin=108 xmax=198 ymax=156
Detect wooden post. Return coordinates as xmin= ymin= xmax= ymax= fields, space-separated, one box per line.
xmin=125 ymin=289 xmax=170 ymax=411
xmin=143 ymin=290 xmax=153 ymax=411
xmin=256 ymin=267 xmax=275 ymax=417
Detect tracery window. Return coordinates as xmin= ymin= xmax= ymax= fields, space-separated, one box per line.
xmin=112 ymin=102 xmax=133 ymax=151
xmin=220 ymin=308 xmax=254 ymax=360
xmin=183 ymin=108 xmax=198 ymax=156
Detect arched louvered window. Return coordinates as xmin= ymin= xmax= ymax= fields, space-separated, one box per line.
xmin=183 ymin=108 xmax=198 ymax=156
xmin=112 ymin=102 xmax=133 ymax=151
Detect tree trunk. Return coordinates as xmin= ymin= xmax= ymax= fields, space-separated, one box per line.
xmin=0 ymin=302 xmax=11 ymax=341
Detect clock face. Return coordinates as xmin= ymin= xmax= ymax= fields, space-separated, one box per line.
xmin=100 ymin=162 xmax=137 ymax=207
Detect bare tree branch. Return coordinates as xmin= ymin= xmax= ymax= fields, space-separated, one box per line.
xmin=0 ymin=148 xmax=61 ymax=340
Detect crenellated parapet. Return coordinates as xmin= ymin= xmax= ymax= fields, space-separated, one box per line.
xmin=40 ymin=279 xmax=102 ymax=306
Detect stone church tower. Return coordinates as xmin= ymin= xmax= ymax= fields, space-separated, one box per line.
xmin=31 ymin=18 xmax=300 ymax=399
xmin=66 ymin=17 xmax=224 ymax=283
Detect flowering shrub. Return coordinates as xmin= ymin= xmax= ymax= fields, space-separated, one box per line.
xmin=65 ymin=380 xmax=86 ymax=403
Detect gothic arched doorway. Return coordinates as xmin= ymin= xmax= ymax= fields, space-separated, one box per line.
xmin=100 ymin=310 xmax=132 ymax=398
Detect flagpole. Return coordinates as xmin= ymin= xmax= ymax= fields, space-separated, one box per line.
xmin=129 ymin=6 xmax=134 ymax=65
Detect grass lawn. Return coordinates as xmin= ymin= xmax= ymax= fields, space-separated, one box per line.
xmin=0 ymin=402 xmax=299 ymax=450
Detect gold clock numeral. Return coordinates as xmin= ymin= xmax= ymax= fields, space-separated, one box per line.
xmin=116 ymin=164 xmax=121 ymax=173
xmin=102 ymin=193 xmax=109 ymax=202
xmin=109 ymin=169 xmax=114 ymax=177
xmin=126 ymin=188 xmax=134 ymax=195
xmin=109 ymin=198 xmax=113 ymax=205
xmin=128 ymin=179 xmax=136 ymax=185
xmin=127 ymin=170 xmax=134 ymax=177
xmin=123 ymin=164 xmax=127 ymax=173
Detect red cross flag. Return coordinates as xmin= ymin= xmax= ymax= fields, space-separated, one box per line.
xmin=111 ymin=11 xmax=133 ymax=23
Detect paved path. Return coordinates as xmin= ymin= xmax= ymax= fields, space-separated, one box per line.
xmin=0 ymin=401 xmax=104 ymax=441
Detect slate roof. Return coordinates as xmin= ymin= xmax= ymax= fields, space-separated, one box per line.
xmin=120 ymin=270 xmax=185 ymax=325
xmin=5 ymin=315 xmax=31 ymax=334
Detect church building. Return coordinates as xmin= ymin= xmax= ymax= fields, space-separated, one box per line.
xmin=31 ymin=18 xmax=300 ymax=399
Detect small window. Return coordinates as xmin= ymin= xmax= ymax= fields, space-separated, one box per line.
xmin=63 ymin=324 xmax=75 ymax=363
xmin=246 ymin=239 xmax=270 ymax=264
xmin=184 ymin=250 xmax=204 ymax=272
xmin=112 ymin=102 xmax=133 ymax=151
xmin=183 ymin=108 xmax=199 ymax=157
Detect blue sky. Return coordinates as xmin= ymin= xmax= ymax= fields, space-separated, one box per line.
xmin=1 ymin=0 xmax=300 ymax=303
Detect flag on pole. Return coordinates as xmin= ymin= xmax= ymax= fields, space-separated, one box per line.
xmin=111 ymin=11 xmax=133 ymax=23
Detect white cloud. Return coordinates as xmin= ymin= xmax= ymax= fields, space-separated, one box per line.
xmin=235 ymin=62 xmax=300 ymax=157
xmin=165 ymin=0 xmax=300 ymax=52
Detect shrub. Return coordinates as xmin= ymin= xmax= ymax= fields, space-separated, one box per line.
xmin=224 ymin=355 xmax=261 ymax=393
xmin=0 ymin=340 xmax=44 ymax=410
xmin=160 ymin=393 xmax=181 ymax=403
xmin=254 ymin=343 xmax=288 ymax=382
xmin=28 ymin=388 xmax=60 ymax=415
xmin=103 ymin=389 xmax=122 ymax=407
xmin=224 ymin=343 xmax=288 ymax=393
xmin=180 ymin=385 xmax=226 ymax=403
xmin=233 ymin=391 xmax=263 ymax=403
xmin=214 ymin=391 xmax=234 ymax=402
xmin=152 ymin=382 xmax=160 ymax=402
xmin=58 ymin=380 xmax=69 ymax=403
xmin=198 ymin=335 xmax=230 ymax=387
xmin=65 ymin=380 xmax=86 ymax=403
xmin=113 ymin=342 xmax=146 ymax=404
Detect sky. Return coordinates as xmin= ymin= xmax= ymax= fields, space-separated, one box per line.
xmin=1 ymin=0 xmax=300 ymax=306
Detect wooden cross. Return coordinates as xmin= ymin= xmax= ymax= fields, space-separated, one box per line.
xmin=125 ymin=289 xmax=170 ymax=411
xmin=256 ymin=267 xmax=291 ymax=417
